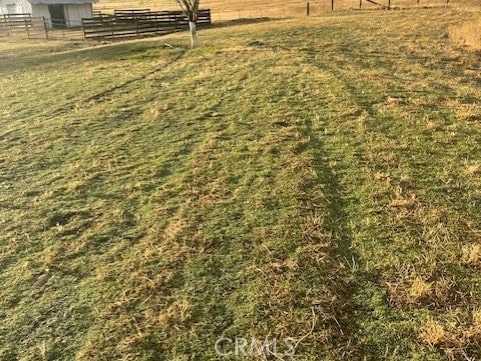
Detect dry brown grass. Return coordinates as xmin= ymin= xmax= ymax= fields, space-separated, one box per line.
xmin=94 ymin=0 xmax=481 ymax=21
xmin=449 ymin=18 xmax=481 ymax=50
xmin=462 ymin=244 xmax=481 ymax=266
xmin=386 ymin=271 xmax=459 ymax=309
xmin=419 ymin=314 xmax=481 ymax=359
xmin=419 ymin=319 xmax=448 ymax=346
xmin=464 ymin=161 xmax=481 ymax=177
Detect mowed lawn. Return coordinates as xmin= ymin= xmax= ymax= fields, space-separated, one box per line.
xmin=1 ymin=8 xmax=481 ymax=361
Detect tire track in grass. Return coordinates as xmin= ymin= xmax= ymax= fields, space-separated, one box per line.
xmin=170 ymin=54 xmax=366 ymax=359
xmin=325 ymin=63 xmax=481 ymax=359
xmin=71 ymin=50 xmax=292 ymax=360
xmin=83 ymin=50 xmax=368 ymax=360
xmin=290 ymin=47 xmax=432 ymax=358
xmin=152 ymin=60 xmax=321 ymax=359
xmin=300 ymin=36 xmax=481 ymax=358
xmin=0 ymin=49 xmax=260 ymax=361
xmin=275 ymin=61 xmax=375 ymax=358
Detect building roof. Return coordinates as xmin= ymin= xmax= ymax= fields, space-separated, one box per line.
xmin=28 ymin=0 xmax=97 ymax=4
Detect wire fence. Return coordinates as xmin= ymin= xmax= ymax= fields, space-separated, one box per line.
xmin=94 ymin=0 xmax=481 ymax=21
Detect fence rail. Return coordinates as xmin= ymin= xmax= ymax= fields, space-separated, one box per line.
xmin=0 ymin=9 xmax=210 ymax=41
xmin=114 ymin=8 xmax=152 ymax=15
xmin=1 ymin=13 xmax=32 ymax=32
xmin=0 ymin=16 xmax=86 ymax=39
xmin=0 ymin=15 xmax=48 ymax=38
xmin=81 ymin=9 xmax=211 ymax=40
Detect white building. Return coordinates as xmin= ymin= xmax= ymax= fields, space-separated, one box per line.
xmin=0 ymin=0 xmax=97 ymax=27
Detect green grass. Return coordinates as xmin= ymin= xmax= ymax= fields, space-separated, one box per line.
xmin=1 ymin=8 xmax=481 ymax=361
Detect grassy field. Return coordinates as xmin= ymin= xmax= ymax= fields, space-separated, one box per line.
xmin=94 ymin=0 xmax=481 ymax=20
xmin=94 ymin=0 xmax=355 ymax=20
xmin=1 ymin=8 xmax=481 ymax=361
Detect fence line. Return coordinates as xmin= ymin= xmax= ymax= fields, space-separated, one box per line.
xmin=81 ymin=9 xmax=211 ymax=40
xmin=0 ymin=15 xmax=48 ymax=39
xmin=0 ymin=16 xmax=85 ymax=40
xmin=94 ymin=0 xmax=481 ymax=21
xmin=1 ymin=0 xmax=478 ymax=41
xmin=0 ymin=10 xmax=211 ymax=41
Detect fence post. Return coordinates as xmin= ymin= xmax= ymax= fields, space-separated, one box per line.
xmin=23 ymin=19 xmax=32 ymax=39
xmin=307 ymin=2 xmax=310 ymax=16
xmin=43 ymin=16 xmax=48 ymax=39
xmin=359 ymin=0 xmax=362 ymax=8
xmin=174 ymin=12 xmax=179 ymax=30
xmin=331 ymin=0 xmax=334 ymax=11
xmin=3 ymin=14 xmax=7 ymax=35
xmin=81 ymin=18 xmax=86 ymax=40
xmin=5 ymin=14 xmax=10 ymax=35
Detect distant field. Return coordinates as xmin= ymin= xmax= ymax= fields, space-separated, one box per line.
xmin=450 ymin=17 xmax=481 ymax=50
xmin=94 ymin=0 xmax=481 ymax=20
xmin=1 ymin=7 xmax=481 ymax=361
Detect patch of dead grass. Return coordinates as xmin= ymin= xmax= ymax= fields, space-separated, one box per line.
xmin=464 ymin=161 xmax=480 ymax=177
xmin=449 ymin=18 xmax=481 ymax=51
xmin=386 ymin=269 xmax=460 ymax=309
xmin=419 ymin=313 xmax=481 ymax=359
xmin=462 ymin=244 xmax=481 ymax=266
xmin=419 ymin=319 xmax=448 ymax=347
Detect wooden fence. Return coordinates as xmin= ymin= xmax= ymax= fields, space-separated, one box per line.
xmin=0 ymin=14 xmax=48 ymax=38
xmin=1 ymin=14 xmax=32 ymax=34
xmin=81 ymin=9 xmax=211 ymax=40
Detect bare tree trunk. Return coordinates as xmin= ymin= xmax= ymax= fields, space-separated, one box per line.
xmin=175 ymin=0 xmax=200 ymax=47
xmin=189 ymin=21 xmax=198 ymax=48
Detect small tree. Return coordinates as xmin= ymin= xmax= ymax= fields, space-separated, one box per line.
xmin=175 ymin=0 xmax=200 ymax=48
